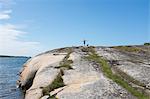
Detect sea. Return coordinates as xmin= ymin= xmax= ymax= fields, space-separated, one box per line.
xmin=0 ymin=57 xmax=29 ymax=99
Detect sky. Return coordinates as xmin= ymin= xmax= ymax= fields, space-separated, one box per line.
xmin=0 ymin=0 xmax=149 ymax=56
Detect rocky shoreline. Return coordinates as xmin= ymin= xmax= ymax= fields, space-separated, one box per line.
xmin=17 ymin=45 xmax=150 ymax=99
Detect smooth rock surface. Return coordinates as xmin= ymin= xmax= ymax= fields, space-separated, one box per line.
xmin=54 ymin=50 xmax=136 ymax=99
xmin=18 ymin=46 xmax=150 ymax=99
xmin=96 ymin=47 xmax=150 ymax=87
xmin=18 ymin=52 xmax=66 ymax=99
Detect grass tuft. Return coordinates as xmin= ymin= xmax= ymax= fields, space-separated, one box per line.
xmin=56 ymin=50 xmax=73 ymax=70
xmin=42 ymin=48 xmax=74 ymax=98
xmin=113 ymin=46 xmax=142 ymax=53
xmin=112 ymin=66 xmax=145 ymax=88
xmin=86 ymin=48 xmax=149 ymax=99
xmin=42 ymin=71 xmax=65 ymax=96
xmin=58 ymin=60 xmax=73 ymax=69
xmin=81 ymin=46 xmax=95 ymax=53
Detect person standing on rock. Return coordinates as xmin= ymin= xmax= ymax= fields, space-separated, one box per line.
xmin=83 ymin=40 xmax=87 ymax=46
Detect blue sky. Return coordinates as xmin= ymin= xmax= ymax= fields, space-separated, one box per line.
xmin=0 ymin=0 xmax=149 ymax=56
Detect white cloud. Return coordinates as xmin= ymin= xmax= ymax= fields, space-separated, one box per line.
xmin=0 ymin=10 xmax=11 ymax=20
xmin=0 ymin=24 xmax=41 ymax=56
xmin=0 ymin=0 xmax=15 ymax=8
xmin=0 ymin=0 xmax=42 ymax=56
xmin=0 ymin=0 xmax=13 ymax=20
xmin=0 ymin=0 xmax=14 ymax=20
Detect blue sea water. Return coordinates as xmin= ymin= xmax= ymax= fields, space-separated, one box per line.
xmin=0 ymin=57 xmax=29 ymax=99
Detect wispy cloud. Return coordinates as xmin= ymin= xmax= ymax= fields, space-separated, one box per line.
xmin=0 ymin=24 xmax=41 ymax=56
xmin=0 ymin=0 xmax=42 ymax=56
xmin=0 ymin=10 xmax=12 ymax=20
xmin=0 ymin=0 xmax=14 ymax=20
xmin=0 ymin=0 xmax=15 ymax=8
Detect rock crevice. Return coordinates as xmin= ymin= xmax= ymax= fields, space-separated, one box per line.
xmin=18 ymin=45 xmax=150 ymax=99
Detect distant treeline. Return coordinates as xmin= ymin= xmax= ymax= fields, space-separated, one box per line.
xmin=144 ymin=43 xmax=150 ymax=45
xmin=0 ymin=55 xmax=30 ymax=58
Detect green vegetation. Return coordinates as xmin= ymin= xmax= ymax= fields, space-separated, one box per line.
xmin=56 ymin=47 xmax=73 ymax=53
xmin=48 ymin=95 xmax=58 ymax=99
xmin=42 ymin=71 xmax=65 ymax=96
xmin=58 ymin=59 xmax=73 ymax=69
xmin=86 ymin=48 xmax=149 ymax=99
xmin=55 ymin=51 xmax=73 ymax=69
xmin=144 ymin=43 xmax=150 ymax=46
xmin=113 ymin=67 xmax=145 ymax=88
xmin=42 ymin=49 xmax=73 ymax=98
xmin=81 ymin=46 xmax=95 ymax=52
xmin=113 ymin=46 xmax=142 ymax=53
